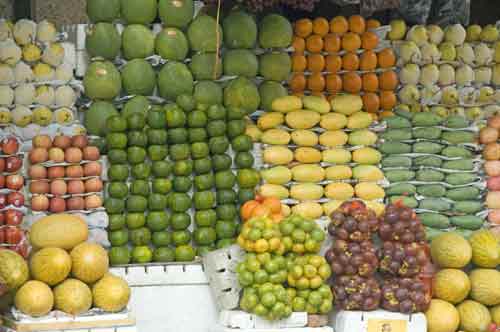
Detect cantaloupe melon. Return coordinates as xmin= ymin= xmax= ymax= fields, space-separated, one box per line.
xmin=0 ymin=249 xmax=29 ymax=290
xmin=30 ymin=247 xmax=72 ymax=286
xmin=29 ymin=214 xmax=88 ymax=250
xmin=53 ymin=278 xmax=92 ymax=315
xmin=14 ymin=280 xmax=54 ymax=317
xmin=92 ymin=273 xmax=130 ymax=312
xmin=70 ymin=242 xmax=109 ymax=284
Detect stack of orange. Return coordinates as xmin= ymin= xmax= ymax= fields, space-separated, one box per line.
xmin=290 ymin=15 xmax=398 ymax=114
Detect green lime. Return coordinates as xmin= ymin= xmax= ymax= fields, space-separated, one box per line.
xmin=153 ymin=247 xmax=175 ymax=262
xmin=147 ymin=129 xmax=168 ymax=145
xmin=231 ymin=135 xmax=253 ymax=152
xmin=227 ymin=119 xmax=246 ymax=138
xmin=152 ymin=178 xmax=172 ymax=194
xmin=194 ymin=157 xmax=212 ymax=174
xmin=216 ymin=189 xmax=237 ymax=205
xmin=127 ymin=195 xmax=148 ymax=212
xmin=172 ymin=230 xmax=191 ymax=246
xmin=216 ymin=220 xmax=237 ymax=239
xmin=106 ymin=115 xmax=127 ymax=132
xmin=194 ymin=227 xmax=216 ymax=245
xmin=191 ymin=142 xmax=209 ymax=159
xmin=188 ymin=128 xmax=207 ymax=143
xmin=109 ymin=229 xmax=129 ymax=246
xmin=173 ymin=160 xmax=193 ymax=176
xmin=209 ymin=136 xmax=229 ymax=155
xmin=127 ymin=146 xmax=147 ymax=164
xmin=130 ymin=227 xmax=151 ymax=246
xmin=131 ymin=163 xmax=151 ymax=179
xmin=215 ymin=170 xmax=236 ymax=189
xmin=109 ymin=246 xmax=131 ymax=265
xmin=216 ymin=238 xmax=235 ymax=248
xmin=170 ymin=193 xmax=191 ymax=212
xmin=165 ymin=105 xmax=187 ymax=128
xmin=127 ymin=130 xmax=148 ymax=147
xmin=152 ymin=231 xmax=172 ymax=247
xmin=171 ymin=212 xmax=191 ymax=230
xmin=108 ymin=149 xmax=127 ymax=164
xmin=127 ymin=112 xmax=146 ymax=130
xmin=206 ymin=120 xmax=226 ymax=137
xmin=197 ymin=245 xmax=214 ymax=256
xmin=255 ymin=270 xmax=269 ymax=284
xmin=169 ymin=143 xmax=190 ymax=161
xmin=106 ymin=132 xmax=127 ymax=149
xmin=187 ymin=110 xmax=208 ymax=128
xmin=147 ymin=109 xmax=167 ymax=129
xmin=148 ymin=193 xmax=167 ymax=211
xmin=235 ymin=152 xmax=254 ymax=168
xmin=254 ymin=303 xmax=268 ymax=317
xmin=108 ymin=182 xmax=129 ymax=199
xmin=194 ymin=191 xmax=215 ymax=210
xmin=227 ymin=107 xmax=246 ymax=120
xmin=195 ymin=209 xmax=216 ymax=227
xmin=148 ymin=145 xmax=168 ymax=161
xmin=212 ymin=154 xmax=232 ymax=171
xmin=105 ymin=198 xmax=125 ymax=214
xmin=108 ymin=164 xmax=129 ymax=181
xmin=238 ymin=188 xmax=255 ymax=203
xmin=194 ymin=173 xmax=214 ymax=191
xmin=237 ymin=169 xmax=260 ymax=188
xmin=132 ymin=246 xmax=153 ymax=263
xmin=173 ymin=176 xmax=192 ymax=192
xmin=152 ymin=160 xmax=172 ymax=177
xmin=147 ymin=211 xmax=170 ymax=231
xmin=216 ymin=204 xmax=238 ymax=221
xmin=127 ymin=213 xmax=146 ymax=229
xmin=175 ymin=244 xmax=196 ymax=261
xmin=123 ymin=96 xmax=149 ymax=118
xmin=176 ymin=94 xmax=196 ymax=112
xmin=207 ymin=104 xmax=226 ymax=120
xmin=196 ymin=103 xmax=209 ymax=111
xmin=109 ymin=214 xmax=126 ymax=231
xmin=130 ymin=180 xmax=150 ymax=196
xmin=168 ymin=127 xmax=188 ymax=144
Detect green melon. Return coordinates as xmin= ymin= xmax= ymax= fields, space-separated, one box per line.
xmin=158 ymin=61 xmax=193 ymax=100
xmin=30 ymin=248 xmax=72 ymax=286
xmin=15 ymin=280 xmax=54 ymax=317
xmin=187 ymin=15 xmax=223 ymax=52
xmin=121 ymin=59 xmax=156 ymax=96
xmin=0 ymin=249 xmax=29 ymax=291
xmin=83 ymin=60 xmax=122 ymax=100
xmin=158 ymin=0 xmax=194 ymax=28
xmin=259 ymin=52 xmax=291 ymax=81
xmin=92 ymin=273 xmax=131 ymax=312
xmin=86 ymin=0 xmax=120 ymax=23
xmin=120 ymin=0 xmax=157 ymax=24
xmin=121 ymin=24 xmax=155 ymax=60
xmin=155 ymin=27 xmax=189 ymax=61
xmin=194 ymin=81 xmax=223 ymax=106
xmin=224 ymin=77 xmax=260 ymax=114
xmin=122 ymin=95 xmax=150 ymax=118
xmin=85 ymin=23 xmax=121 ymax=60
xmin=223 ymin=49 xmax=258 ymax=78
xmin=53 ymin=279 xmax=92 ymax=315
xmin=223 ymin=11 xmax=257 ymax=49
xmin=259 ymin=14 xmax=292 ymax=49
xmin=189 ymin=52 xmax=222 ymax=80
xmin=259 ymin=81 xmax=287 ymax=111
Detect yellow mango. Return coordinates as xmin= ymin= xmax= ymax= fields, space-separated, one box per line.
xmin=322 ymin=148 xmax=352 ymax=164
xmin=259 ymin=184 xmax=289 ymax=199
xmin=348 ymin=129 xmax=378 ymax=146
xmin=325 ymin=165 xmax=353 ymax=180
xmin=295 ymin=147 xmax=322 ymax=163
xmin=292 ymin=202 xmax=323 ymax=219
xmin=291 ymin=129 xmax=318 ymax=146
xmin=352 ymin=165 xmax=384 ymax=182
xmin=347 ymin=111 xmax=374 ymax=129
xmin=324 ymin=183 xmax=354 ymax=200
xmin=260 ymin=166 xmax=292 ymax=185
xmin=245 ymin=124 xmax=262 ymax=142
xmin=330 ymin=94 xmax=363 ymax=115
xmin=364 ymin=200 xmax=385 ymax=216
xmin=352 ymin=147 xmax=382 ymax=165
xmin=319 ymin=130 xmax=348 ymax=147
xmin=257 ymin=112 xmax=284 ymax=130
xmin=323 ymin=200 xmax=344 ymax=216
xmin=302 ymin=96 xmax=331 ymax=114
xmin=261 ymin=128 xmax=291 ymax=145
xmin=291 ymin=164 xmax=325 ymax=182
xmin=290 ymin=183 xmax=324 ymax=201
xmin=286 ymin=110 xmax=320 ymax=129
xmin=263 ymin=146 xmax=293 ymax=165
xmin=272 ymin=95 xmax=303 ymax=113
xmin=320 ymin=113 xmax=348 ymax=130
xmin=355 ymin=182 xmax=385 ymax=200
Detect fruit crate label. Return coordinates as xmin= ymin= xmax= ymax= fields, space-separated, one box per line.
xmin=367 ymin=318 xmax=407 ymax=332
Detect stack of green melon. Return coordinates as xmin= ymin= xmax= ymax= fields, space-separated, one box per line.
xmin=381 ymin=110 xmax=483 ymax=238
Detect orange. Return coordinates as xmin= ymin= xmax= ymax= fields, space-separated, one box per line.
xmin=366 ymin=18 xmax=381 ymax=30
xmin=342 ymin=52 xmax=359 ymax=71
xmin=292 ymin=53 xmax=307 ymax=72
xmin=330 ymin=16 xmax=348 ymax=35
xmin=325 ymin=54 xmax=342 ymax=73
xmin=359 ymin=50 xmax=377 ymax=70
xmin=341 ymin=32 xmax=361 ymax=52
xmin=251 ymin=204 xmax=271 ymax=218
xmin=380 ymin=110 xmax=395 ymax=118
xmin=241 ymin=200 xmax=259 ymax=220
xmin=326 ymin=74 xmax=342 ymax=93
xmin=313 ymin=17 xmax=330 ymax=36
xmin=306 ymin=34 xmax=324 ymax=53
xmin=362 ymin=92 xmax=380 ymax=113
xmin=377 ymin=48 xmax=396 ymax=68
xmin=361 ymin=31 xmax=379 ymax=50
xmin=378 ymin=70 xmax=398 ymax=90
xmin=292 ymin=36 xmax=306 ymax=53
xmin=342 ymin=72 xmax=362 ymax=93
xmin=307 ymin=53 xmax=325 ymax=72
xmin=324 ymin=33 xmax=341 ymax=53
xmin=271 ymin=213 xmax=283 ymax=223
xmin=295 ymin=18 xmax=313 ymax=38
xmin=262 ymin=197 xmax=282 ymax=214
xmin=289 ymin=73 xmax=307 ymax=92
xmin=362 ymin=72 xmax=379 ymax=92
xmin=379 ymin=90 xmax=397 ymax=110
xmin=348 ymin=15 xmax=366 ymax=34
xmin=307 ymin=73 xmax=326 ymax=92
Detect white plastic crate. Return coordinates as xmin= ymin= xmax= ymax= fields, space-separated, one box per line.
xmin=219 ymin=311 xmax=308 ymax=329
xmin=333 ymin=310 xmax=427 ymax=332
xmin=210 ymin=326 xmax=333 ymax=332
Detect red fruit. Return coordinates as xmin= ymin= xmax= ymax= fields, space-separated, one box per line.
xmin=0 ymin=175 xmax=4 ymax=188
xmin=0 ymin=228 xmax=4 ymax=243
xmin=71 ymin=135 xmax=88 ymax=149
xmin=49 ymin=197 xmax=66 ymax=213
xmin=488 ymin=323 xmax=497 ymax=332
xmin=5 ymin=209 xmax=23 ymax=226
xmin=5 ymin=156 xmax=22 ymax=173
xmin=488 ymin=176 xmax=500 ymax=191
xmin=31 ymin=195 xmax=49 ymax=211
xmin=7 ymin=192 xmax=24 ymax=207
xmin=0 ymin=212 xmax=5 ymax=226
xmin=53 ymin=135 xmax=72 ymax=149
xmin=0 ymin=158 xmax=4 ymax=172
xmin=1 ymin=137 xmax=19 ymax=155
xmin=0 ymin=194 xmax=6 ymax=209
xmin=6 ymin=174 xmax=24 ymax=190
xmin=5 ymin=226 xmax=23 ymax=245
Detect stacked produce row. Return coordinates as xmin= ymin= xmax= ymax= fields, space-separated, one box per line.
xmin=289 ymin=15 xmax=398 ymax=116
xmin=481 ymin=115 xmax=500 ymax=227
xmin=0 ymin=19 xmax=80 ymax=136
xmin=258 ymin=93 xmax=385 ymax=219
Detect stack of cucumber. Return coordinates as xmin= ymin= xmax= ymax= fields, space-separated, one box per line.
xmin=381 ymin=110 xmax=483 ymax=239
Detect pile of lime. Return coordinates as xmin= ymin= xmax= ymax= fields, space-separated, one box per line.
xmin=239 ymin=283 xmax=293 ymax=321
xmin=288 ymin=285 xmax=333 ymax=315
xmin=237 ymin=217 xmax=284 ymax=254
xmin=237 ymin=253 xmax=288 ymax=286
xmin=279 ymin=214 xmax=326 ymax=254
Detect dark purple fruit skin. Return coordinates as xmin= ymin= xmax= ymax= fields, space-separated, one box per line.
xmin=326 ymin=240 xmax=379 ymax=277
xmin=380 ymin=278 xmax=431 ymax=313
xmin=379 ymin=203 xmax=426 ymax=242
xmin=332 ymin=275 xmax=381 ymax=311
xmin=327 ymin=201 xmax=379 ymax=242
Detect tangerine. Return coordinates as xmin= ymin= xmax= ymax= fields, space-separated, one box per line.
xmin=306 ymin=34 xmax=324 ymax=53
xmin=292 ymin=53 xmax=307 ymax=72
xmin=292 ymin=36 xmax=306 ymax=53
xmin=359 ymin=50 xmax=377 ymax=70
xmin=378 ymin=70 xmax=398 ymax=90
xmin=307 ymin=73 xmax=326 ymax=92
xmin=262 ymin=197 xmax=281 ymax=214
xmin=366 ymin=18 xmax=381 ymax=29
xmin=329 ymin=16 xmax=348 ymax=35
xmin=348 ymin=15 xmax=366 ymax=34
xmin=362 ymin=92 xmax=380 ymax=113
xmin=241 ymin=200 xmax=260 ymax=220
xmin=324 ymin=33 xmax=341 ymax=53
xmin=342 ymin=72 xmax=362 ymax=93
xmin=379 ymin=90 xmax=397 ymax=110
xmin=313 ymin=17 xmax=330 ymax=36
xmin=326 ymin=74 xmax=342 ymax=93
xmin=362 ymin=72 xmax=379 ymax=92
xmin=361 ymin=31 xmax=379 ymax=50
xmin=295 ymin=18 xmax=313 ymax=38
xmin=307 ymin=53 xmax=326 ymax=72
xmin=341 ymin=32 xmax=361 ymax=52
xmin=325 ymin=54 xmax=342 ymax=73
xmin=377 ymin=48 xmax=396 ymax=68
xmin=342 ymin=52 xmax=359 ymax=71
xmin=289 ymin=73 xmax=307 ymax=92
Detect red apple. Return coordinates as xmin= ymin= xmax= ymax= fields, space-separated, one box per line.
xmin=71 ymin=135 xmax=88 ymax=149
xmin=5 ymin=156 xmax=22 ymax=173
xmin=49 ymin=197 xmax=66 ymax=213
xmin=6 ymin=174 xmax=24 ymax=190
xmin=0 ymin=175 xmax=4 ymax=188
xmin=7 ymin=192 xmax=24 ymax=207
xmin=0 ymin=212 xmax=5 ymax=226
xmin=0 ymin=228 xmax=4 ymax=243
xmin=5 ymin=209 xmax=23 ymax=226
xmin=31 ymin=195 xmax=49 ymax=211
xmin=53 ymin=136 xmax=71 ymax=150
xmin=0 ymin=158 xmax=4 ymax=172
xmin=0 ymin=194 xmax=6 ymax=209
xmin=5 ymin=227 xmax=23 ymax=245
xmin=2 ymin=137 xmax=19 ymax=155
